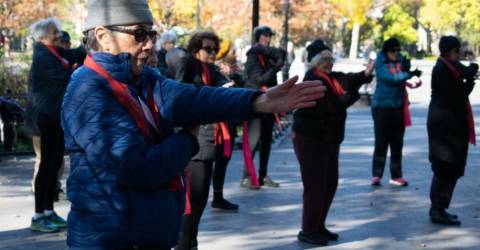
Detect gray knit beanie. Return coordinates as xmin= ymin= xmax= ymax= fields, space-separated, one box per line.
xmin=84 ymin=0 xmax=154 ymax=32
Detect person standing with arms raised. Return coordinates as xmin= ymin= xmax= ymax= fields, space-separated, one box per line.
xmin=62 ymin=1 xmax=326 ymax=248
xmin=370 ymin=38 xmax=422 ymax=187
xmin=242 ymin=25 xmax=284 ymax=189
xmin=427 ymin=36 xmax=478 ymax=226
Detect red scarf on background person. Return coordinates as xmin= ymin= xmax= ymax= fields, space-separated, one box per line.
xmin=83 ymin=56 xmax=191 ymax=214
xmin=439 ymin=57 xmax=476 ymax=145
xmin=388 ymin=63 xmax=412 ymax=127
xmin=201 ymin=62 xmax=232 ymax=157
xmin=313 ymin=69 xmax=345 ymax=96
xmin=45 ymin=44 xmax=70 ymax=70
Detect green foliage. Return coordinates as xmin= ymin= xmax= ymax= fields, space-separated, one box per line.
xmin=382 ymin=4 xmax=418 ymax=44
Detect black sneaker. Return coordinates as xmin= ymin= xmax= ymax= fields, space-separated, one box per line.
xmin=212 ymin=199 xmax=239 ymax=212
xmin=320 ymin=228 xmax=339 ymax=241
xmin=430 ymin=208 xmax=461 ymax=226
xmin=297 ymin=230 xmax=328 ymax=246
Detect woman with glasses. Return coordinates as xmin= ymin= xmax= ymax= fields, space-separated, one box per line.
xmin=63 ymin=0 xmax=325 ymax=248
xmin=427 ymin=36 xmax=478 ymax=225
xmin=292 ymin=39 xmax=374 ymax=245
xmin=173 ymin=32 xmax=240 ymax=250
xmin=370 ymin=38 xmax=422 ymax=187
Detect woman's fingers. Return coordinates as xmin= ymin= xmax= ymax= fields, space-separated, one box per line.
xmin=293 ymin=84 xmax=326 ymax=100
xmin=280 ymin=75 xmax=299 ymax=89
xmin=293 ymin=101 xmax=317 ymax=109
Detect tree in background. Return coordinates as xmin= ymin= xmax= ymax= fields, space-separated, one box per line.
xmin=328 ymin=0 xmax=373 ymax=59
xmin=382 ymin=4 xmax=417 ymax=44
xmin=420 ymin=0 xmax=480 ymax=55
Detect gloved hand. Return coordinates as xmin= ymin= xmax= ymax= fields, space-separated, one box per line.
xmin=274 ymin=58 xmax=285 ymax=71
xmin=470 ymin=62 xmax=479 ymax=73
xmin=410 ymin=68 xmax=422 ymax=78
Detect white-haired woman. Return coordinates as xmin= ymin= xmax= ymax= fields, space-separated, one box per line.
xmin=27 ymin=17 xmax=85 ymax=233
xmin=157 ymin=31 xmax=177 ymax=76
xmin=292 ymin=39 xmax=374 ymax=246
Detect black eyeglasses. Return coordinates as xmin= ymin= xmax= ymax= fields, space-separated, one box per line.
xmin=320 ymin=56 xmax=335 ymax=63
xmin=201 ymin=46 xmax=219 ymax=55
xmin=107 ymin=26 xmax=157 ymax=43
xmin=390 ymin=48 xmax=401 ymax=53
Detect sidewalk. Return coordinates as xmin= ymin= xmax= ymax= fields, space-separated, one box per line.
xmin=1 ymin=104 xmax=479 ymax=250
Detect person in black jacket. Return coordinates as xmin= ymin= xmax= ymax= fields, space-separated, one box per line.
xmin=27 ymin=17 xmax=85 ymax=233
xmin=427 ymin=36 xmax=479 ymax=226
xmin=175 ymin=32 xmax=238 ymax=250
xmin=241 ymin=25 xmax=284 ymax=188
xmin=292 ymin=40 xmax=374 ymax=245
xmin=156 ymin=31 xmax=177 ymax=76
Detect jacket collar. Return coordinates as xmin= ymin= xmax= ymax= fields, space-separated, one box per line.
xmin=377 ymin=51 xmax=403 ymax=64
xmin=90 ymin=52 xmax=154 ymax=96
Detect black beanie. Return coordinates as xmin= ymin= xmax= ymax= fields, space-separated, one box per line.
xmin=307 ymin=39 xmax=331 ymax=62
xmin=439 ymin=36 xmax=461 ymax=55
xmin=382 ymin=38 xmax=400 ymax=53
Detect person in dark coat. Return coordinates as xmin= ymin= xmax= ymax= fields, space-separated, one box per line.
xmin=156 ymin=31 xmax=177 ymax=76
xmin=292 ymin=39 xmax=374 ymax=245
xmin=62 ymin=1 xmax=326 ymax=248
xmin=370 ymin=38 xmax=422 ymax=187
xmin=427 ymin=36 xmax=479 ymax=226
xmin=174 ymin=32 xmax=240 ymax=250
xmin=27 ymin=17 xmax=85 ymax=233
xmin=241 ymin=25 xmax=284 ymax=189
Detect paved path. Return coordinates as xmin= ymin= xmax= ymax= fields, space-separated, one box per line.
xmin=1 ymin=104 xmax=479 ymax=250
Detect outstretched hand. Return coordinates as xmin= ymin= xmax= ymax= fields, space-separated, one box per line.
xmin=253 ymin=75 xmax=326 ymax=114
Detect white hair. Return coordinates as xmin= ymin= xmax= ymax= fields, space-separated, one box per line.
xmin=29 ymin=17 xmax=61 ymax=42
xmin=307 ymin=53 xmax=323 ymax=70
xmin=159 ymin=32 xmax=177 ymax=47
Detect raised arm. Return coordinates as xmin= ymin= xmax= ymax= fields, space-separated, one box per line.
xmin=154 ymin=72 xmax=326 ymax=126
xmin=376 ymin=61 xmax=410 ymax=86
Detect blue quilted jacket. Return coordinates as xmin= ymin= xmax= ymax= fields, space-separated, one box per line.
xmin=371 ymin=52 xmax=411 ymax=108
xmin=61 ymin=53 xmax=258 ymax=249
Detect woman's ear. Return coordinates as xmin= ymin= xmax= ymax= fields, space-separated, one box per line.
xmin=94 ymin=26 xmax=110 ymax=52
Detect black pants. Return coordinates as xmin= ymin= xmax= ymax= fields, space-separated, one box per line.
xmin=212 ymin=125 xmax=236 ymax=194
xmin=34 ymin=121 xmax=64 ymax=213
xmin=293 ymin=132 xmax=339 ymax=233
xmin=430 ymin=173 xmax=458 ymax=210
xmin=2 ymin=121 xmax=16 ymax=151
xmin=243 ymin=115 xmax=275 ymax=182
xmin=371 ymin=108 xmax=405 ymax=179
xmin=179 ymin=144 xmax=234 ymax=250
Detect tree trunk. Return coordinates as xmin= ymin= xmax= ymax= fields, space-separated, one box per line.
xmin=349 ymin=22 xmax=360 ymax=60
xmin=252 ymin=0 xmax=259 ymax=44
xmin=426 ymin=27 xmax=432 ymax=54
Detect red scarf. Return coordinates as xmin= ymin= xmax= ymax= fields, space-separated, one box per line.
xmin=439 ymin=57 xmax=476 ymax=145
xmin=45 ymin=45 xmax=70 ymax=70
xmin=201 ymin=62 xmax=232 ymax=157
xmin=83 ymin=56 xmax=190 ymax=213
xmin=388 ymin=63 xmax=412 ymax=127
xmin=313 ymin=69 xmax=345 ymax=96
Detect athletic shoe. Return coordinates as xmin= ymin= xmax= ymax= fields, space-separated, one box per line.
xmin=262 ymin=176 xmax=280 ymax=188
xmin=371 ymin=176 xmax=381 ymax=186
xmin=389 ymin=177 xmax=408 ymax=186
xmin=240 ymin=178 xmax=260 ymax=190
xmin=45 ymin=212 xmax=67 ymax=228
xmin=30 ymin=217 xmax=59 ymax=233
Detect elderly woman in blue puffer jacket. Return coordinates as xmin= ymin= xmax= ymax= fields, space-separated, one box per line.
xmin=370 ymin=38 xmax=422 ymax=187
xmin=61 ymin=1 xmax=325 ymax=249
